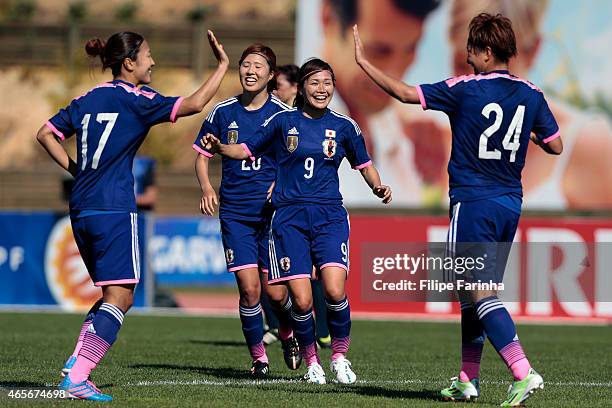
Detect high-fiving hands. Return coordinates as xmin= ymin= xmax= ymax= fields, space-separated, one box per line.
xmin=207 ymin=30 xmax=229 ymax=68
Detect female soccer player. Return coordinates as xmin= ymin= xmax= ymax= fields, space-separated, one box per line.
xmin=354 ymin=14 xmax=562 ymax=406
xmin=36 ymin=30 xmax=229 ymax=401
xmin=203 ymin=58 xmax=392 ymax=384
xmin=273 ymin=64 xmax=299 ymax=106
xmin=272 ymin=63 xmax=332 ymax=350
xmin=193 ymin=44 xmax=301 ymax=377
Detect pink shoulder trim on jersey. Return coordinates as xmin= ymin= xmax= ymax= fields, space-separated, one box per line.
xmin=542 ymin=130 xmax=561 ymax=144
xmin=320 ymin=262 xmax=348 ymax=272
xmin=353 ymin=160 xmax=372 ymax=170
xmin=268 ymin=274 xmax=312 ymax=284
xmin=260 ymin=268 xmax=269 ymax=274
xmin=116 ymin=82 xmax=157 ymax=99
xmin=45 ymin=121 xmax=65 ymax=141
xmin=240 ymin=143 xmax=255 ymax=161
xmin=192 ymin=143 xmax=214 ymax=157
xmin=445 ymin=73 xmax=542 ymax=92
xmin=95 ymin=278 xmax=139 ymax=287
xmin=73 ymin=82 xmax=115 ymax=101
xmin=415 ymin=85 xmax=427 ymax=110
xmin=228 ymin=264 xmax=259 ymax=272
xmin=170 ymin=97 xmax=184 ymax=123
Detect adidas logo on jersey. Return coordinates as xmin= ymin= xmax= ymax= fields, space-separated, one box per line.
xmin=87 ymin=324 xmax=96 ymax=334
xmin=288 ymin=127 xmax=299 ymax=135
xmin=228 ymin=121 xmax=239 ymax=129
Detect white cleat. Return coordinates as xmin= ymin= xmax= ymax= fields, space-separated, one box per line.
xmin=303 ymin=363 xmax=326 ymax=384
xmin=330 ymin=356 xmax=357 ymax=384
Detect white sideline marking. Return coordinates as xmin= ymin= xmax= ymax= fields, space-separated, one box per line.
xmin=116 ymin=379 xmax=612 ymax=388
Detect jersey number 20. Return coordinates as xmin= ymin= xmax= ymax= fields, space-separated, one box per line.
xmin=80 ymin=113 xmax=119 ymax=170
xmin=479 ymin=103 xmax=524 ymax=163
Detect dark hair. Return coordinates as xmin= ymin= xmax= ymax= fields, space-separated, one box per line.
xmin=467 ymin=13 xmax=517 ymax=63
xmin=276 ymin=64 xmax=299 ymax=85
xmin=238 ymin=43 xmax=278 ymax=92
xmin=327 ymin=0 xmax=440 ymax=32
xmin=85 ymin=31 xmax=145 ymax=77
xmin=295 ymin=58 xmax=336 ymax=109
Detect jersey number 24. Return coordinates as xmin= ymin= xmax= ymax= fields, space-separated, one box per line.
xmin=479 ymin=103 xmax=525 ymax=163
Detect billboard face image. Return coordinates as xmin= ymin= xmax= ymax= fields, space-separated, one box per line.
xmin=297 ymin=0 xmax=612 ymax=210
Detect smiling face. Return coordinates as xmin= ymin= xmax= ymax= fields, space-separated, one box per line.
xmin=131 ymin=40 xmax=155 ymax=85
xmin=301 ymin=70 xmax=335 ymax=111
xmin=239 ymin=53 xmax=274 ymax=94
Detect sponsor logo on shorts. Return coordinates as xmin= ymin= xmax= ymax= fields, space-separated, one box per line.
xmin=280 ymin=256 xmax=291 ymax=271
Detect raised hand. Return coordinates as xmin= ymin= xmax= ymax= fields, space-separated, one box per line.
xmin=373 ymin=185 xmax=392 ymax=204
xmin=353 ymin=24 xmax=366 ymax=65
xmin=207 ymin=30 xmax=229 ymax=68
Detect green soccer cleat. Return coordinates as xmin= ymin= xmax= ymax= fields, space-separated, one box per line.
xmin=500 ymin=368 xmax=543 ymax=406
xmin=441 ymin=377 xmax=480 ymax=401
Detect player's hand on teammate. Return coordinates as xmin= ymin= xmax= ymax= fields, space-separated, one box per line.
xmin=353 ymin=25 xmax=366 ymax=66
xmin=203 ymin=133 xmax=221 ymax=153
xmin=207 ymin=30 xmax=229 ymax=68
xmin=200 ymin=185 xmax=218 ymax=216
xmin=373 ymin=185 xmax=392 ymax=204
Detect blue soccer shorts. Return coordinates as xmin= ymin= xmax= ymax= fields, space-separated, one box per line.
xmin=447 ymin=198 xmax=519 ymax=283
xmin=220 ymin=216 xmax=270 ymax=273
xmin=267 ymin=204 xmax=350 ymax=284
xmin=71 ymin=212 xmax=140 ymax=286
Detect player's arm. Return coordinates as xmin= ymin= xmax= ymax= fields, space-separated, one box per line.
xmin=195 ymin=154 xmax=218 ymax=216
xmin=204 ymin=134 xmax=250 ymax=160
xmin=353 ymin=25 xmax=420 ymax=104
xmin=36 ymin=124 xmax=77 ymax=177
xmin=530 ymin=133 xmax=563 ymax=155
xmin=531 ymin=96 xmax=563 ymax=155
xmin=359 ymin=164 xmax=392 ymax=204
xmin=175 ymin=31 xmax=230 ymax=118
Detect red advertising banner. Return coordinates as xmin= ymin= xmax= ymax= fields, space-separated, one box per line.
xmin=346 ymin=215 xmax=612 ymax=323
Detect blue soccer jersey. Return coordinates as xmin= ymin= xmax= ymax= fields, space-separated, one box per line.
xmin=47 ymin=79 xmax=182 ymax=213
xmin=243 ymin=108 xmax=371 ymax=208
xmin=417 ymin=70 xmax=559 ymax=204
xmin=192 ymin=94 xmax=291 ymax=220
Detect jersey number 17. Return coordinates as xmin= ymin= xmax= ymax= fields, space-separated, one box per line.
xmin=80 ymin=113 xmax=119 ymax=170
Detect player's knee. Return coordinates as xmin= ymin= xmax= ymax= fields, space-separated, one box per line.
xmin=291 ymin=294 xmax=313 ymax=313
xmin=323 ymin=286 xmax=346 ymax=302
xmin=239 ymin=284 xmax=261 ymax=306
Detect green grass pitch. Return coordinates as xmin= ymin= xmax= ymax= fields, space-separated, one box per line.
xmin=0 ymin=312 xmax=610 ymax=407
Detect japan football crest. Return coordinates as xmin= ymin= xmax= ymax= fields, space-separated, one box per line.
xmin=225 ymin=248 xmax=234 ymax=264
xmin=280 ymin=256 xmax=291 ymax=271
xmin=323 ymin=139 xmax=337 ymax=158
